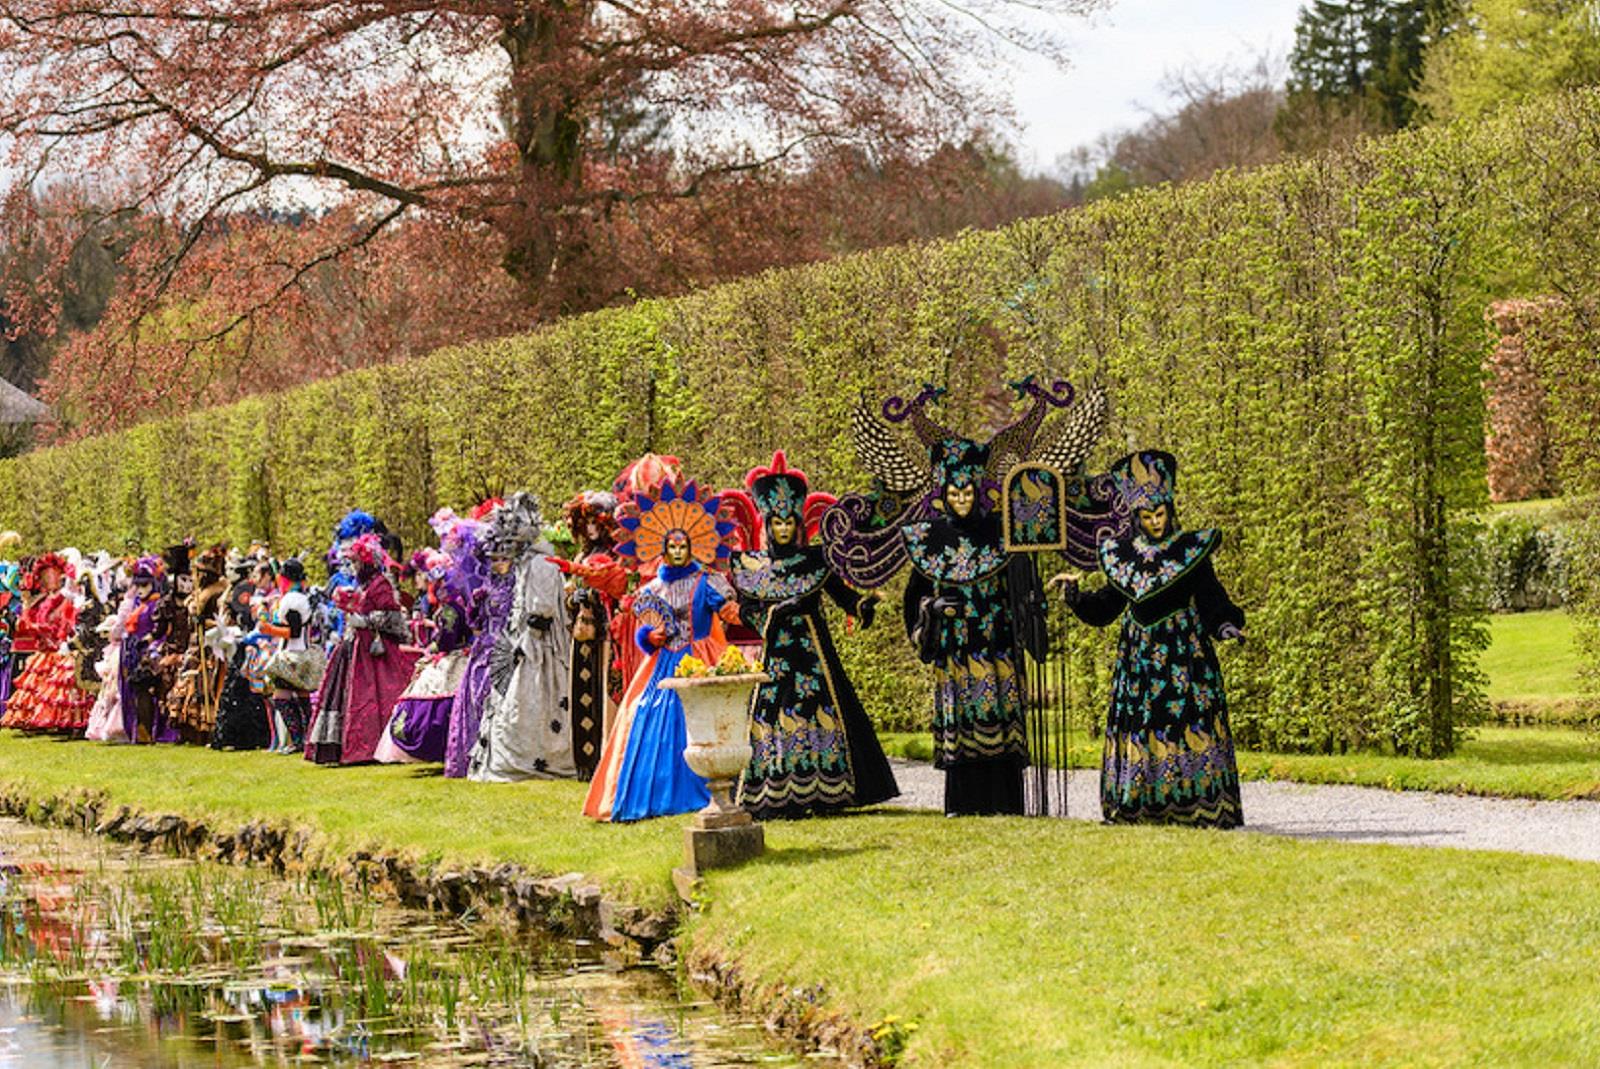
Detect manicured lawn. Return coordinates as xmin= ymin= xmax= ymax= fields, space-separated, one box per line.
xmin=1484 ymin=609 xmax=1586 ymax=705
xmin=2 ymin=733 xmax=1600 ymax=1066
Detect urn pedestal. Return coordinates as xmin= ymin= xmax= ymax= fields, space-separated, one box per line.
xmin=662 ymin=671 xmax=768 ymax=899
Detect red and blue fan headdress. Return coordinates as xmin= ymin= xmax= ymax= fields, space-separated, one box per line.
xmin=614 ymin=478 xmax=736 ymax=568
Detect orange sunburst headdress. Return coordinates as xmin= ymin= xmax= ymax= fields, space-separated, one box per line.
xmin=614 ymin=479 xmax=734 ymax=568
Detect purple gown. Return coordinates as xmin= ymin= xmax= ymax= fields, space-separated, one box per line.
xmin=443 ymin=570 xmax=512 ymax=778
xmin=120 ymin=595 xmax=180 ymax=743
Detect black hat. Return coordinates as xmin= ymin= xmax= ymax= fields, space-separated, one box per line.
xmin=162 ymin=542 xmax=192 ymax=578
xmin=281 ymin=558 xmax=307 ymax=584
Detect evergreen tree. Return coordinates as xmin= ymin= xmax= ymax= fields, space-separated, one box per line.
xmin=1287 ymin=0 xmax=1459 ymax=128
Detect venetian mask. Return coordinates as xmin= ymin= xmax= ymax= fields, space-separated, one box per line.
xmin=769 ymin=516 xmax=798 ymax=546
xmin=664 ymin=532 xmax=692 ymax=567
xmin=1137 ymin=504 xmax=1171 ymax=541
xmin=944 ymin=484 xmax=976 ymax=519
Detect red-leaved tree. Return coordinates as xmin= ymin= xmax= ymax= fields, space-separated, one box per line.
xmin=0 ymin=0 xmax=1098 ymax=434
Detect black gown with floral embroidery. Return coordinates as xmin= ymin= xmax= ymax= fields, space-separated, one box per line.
xmin=902 ymin=513 xmax=1029 ymax=815
xmin=1065 ymin=527 xmax=1245 ymax=827
xmin=733 ymin=544 xmax=899 ymax=818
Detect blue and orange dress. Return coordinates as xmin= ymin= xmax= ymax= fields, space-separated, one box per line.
xmin=583 ymin=562 xmax=738 ymax=822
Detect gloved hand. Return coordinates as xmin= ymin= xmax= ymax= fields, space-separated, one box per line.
xmin=1217 ymin=622 xmax=1246 ymax=644
xmin=856 ymin=593 xmax=879 ymax=630
xmin=527 ymin=614 xmax=553 ymax=634
xmin=932 ymin=594 xmax=962 ymax=619
xmin=346 ymin=612 xmax=369 ymax=630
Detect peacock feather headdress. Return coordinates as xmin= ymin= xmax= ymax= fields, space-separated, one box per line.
xmin=615 ymin=479 xmax=735 ymax=567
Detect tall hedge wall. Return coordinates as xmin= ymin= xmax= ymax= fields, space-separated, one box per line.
xmin=11 ymin=91 xmax=1600 ymax=754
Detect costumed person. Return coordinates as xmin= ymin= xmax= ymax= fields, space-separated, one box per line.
xmin=210 ymin=583 xmax=275 ymax=751
xmin=0 ymin=557 xmax=23 ymax=712
xmin=819 ymin=380 xmax=1109 ymax=816
xmin=304 ymin=533 xmax=418 ymax=765
xmin=168 ymin=545 xmax=229 ymax=743
xmin=152 ymin=543 xmax=197 ymax=742
xmin=467 ymin=493 xmax=576 ymax=781
xmin=730 ymin=451 xmax=900 ymax=818
xmin=120 ymin=556 xmax=180 ymax=743
xmin=555 ymin=490 xmax=628 ymax=780
xmin=583 ymin=477 xmax=741 ymax=823
xmin=900 ymin=437 xmax=1031 ymax=815
xmin=606 ymin=456 xmax=683 ymax=707
xmin=375 ymin=546 xmax=467 ymax=765
xmin=1055 ymin=451 xmax=1246 ymax=828
xmin=69 ymin=556 xmax=116 ymax=704
xmin=259 ymin=558 xmax=325 ymax=754
xmin=85 ymin=580 xmax=137 ymax=742
xmin=444 ymin=509 xmax=506 ymax=779
xmin=1 ymin=553 xmax=93 ymax=732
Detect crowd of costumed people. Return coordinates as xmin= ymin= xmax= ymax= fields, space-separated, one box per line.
xmin=0 ymin=377 xmax=1247 ymax=828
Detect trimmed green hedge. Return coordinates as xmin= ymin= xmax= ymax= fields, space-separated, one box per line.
xmin=14 ymin=91 xmax=1600 ymax=753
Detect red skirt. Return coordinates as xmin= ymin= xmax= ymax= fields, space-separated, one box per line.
xmin=2 ymin=651 xmax=95 ymax=732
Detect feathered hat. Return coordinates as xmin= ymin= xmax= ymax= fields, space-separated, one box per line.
xmin=335 ymin=510 xmax=380 ymax=542
xmin=128 ymin=554 xmax=164 ymax=585
xmin=162 ymin=541 xmax=192 ymax=579
xmin=343 ymin=533 xmax=389 ymax=570
xmin=26 ymin=552 xmax=70 ymax=588
xmin=561 ymin=490 xmax=619 ymax=546
xmin=1108 ymin=450 xmax=1177 ymax=510
xmin=483 ymin=492 xmax=546 ymax=560
xmin=468 ymin=498 xmax=504 ymax=522
xmin=612 ymin=454 xmax=684 ymax=507
xmin=615 ymin=478 xmax=735 ymax=568
xmin=194 ymin=543 xmax=228 ymax=579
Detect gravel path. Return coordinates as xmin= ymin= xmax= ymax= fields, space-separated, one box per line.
xmin=884 ymin=760 xmax=1600 ymax=864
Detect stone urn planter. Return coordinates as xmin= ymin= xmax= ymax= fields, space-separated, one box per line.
xmin=661 ymin=671 xmax=769 ymax=896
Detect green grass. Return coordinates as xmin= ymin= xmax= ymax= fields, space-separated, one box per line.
xmin=1487 ymin=495 xmax=1570 ymax=517
xmin=1 ymin=733 xmax=1597 ymax=1067
xmin=1484 ymin=609 xmax=1586 ymax=705
xmin=881 ymin=726 xmax=1600 ymax=800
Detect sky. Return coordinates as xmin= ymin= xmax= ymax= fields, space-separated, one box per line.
xmin=1007 ymin=0 xmax=1309 ymax=173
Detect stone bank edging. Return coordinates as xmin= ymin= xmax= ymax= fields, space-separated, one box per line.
xmin=0 ymin=784 xmax=890 ymax=1068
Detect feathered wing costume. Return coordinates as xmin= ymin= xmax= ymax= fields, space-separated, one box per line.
xmin=820 ymin=378 xmax=1115 ymax=816
xmin=467 ymin=492 xmax=577 ymax=782
xmin=729 ymin=451 xmax=900 ymax=818
xmin=1062 ymin=451 xmax=1246 ymax=828
xmin=583 ymin=477 xmax=741 ymax=823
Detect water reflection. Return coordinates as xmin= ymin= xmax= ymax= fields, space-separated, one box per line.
xmin=0 ymin=818 xmax=821 ymax=1068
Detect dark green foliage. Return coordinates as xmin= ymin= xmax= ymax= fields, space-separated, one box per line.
xmin=1287 ymin=0 xmax=1459 ymax=128
xmin=18 ymin=91 xmax=1600 ymax=754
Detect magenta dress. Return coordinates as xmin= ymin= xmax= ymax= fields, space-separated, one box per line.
xmin=306 ymin=572 xmax=419 ymax=765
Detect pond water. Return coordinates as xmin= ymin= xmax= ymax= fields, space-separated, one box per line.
xmin=0 ymin=818 xmax=826 ymax=1068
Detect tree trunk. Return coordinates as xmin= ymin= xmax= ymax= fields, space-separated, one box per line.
xmin=497 ymin=6 xmax=588 ymax=308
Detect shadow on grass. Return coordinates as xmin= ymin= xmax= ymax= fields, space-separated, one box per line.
xmin=757 ymin=843 xmax=889 ymax=868
xmin=1465 ymin=736 xmax=1600 ymax=767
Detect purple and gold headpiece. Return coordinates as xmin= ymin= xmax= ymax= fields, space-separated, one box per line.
xmin=1108 ymin=450 xmax=1177 ymax=510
